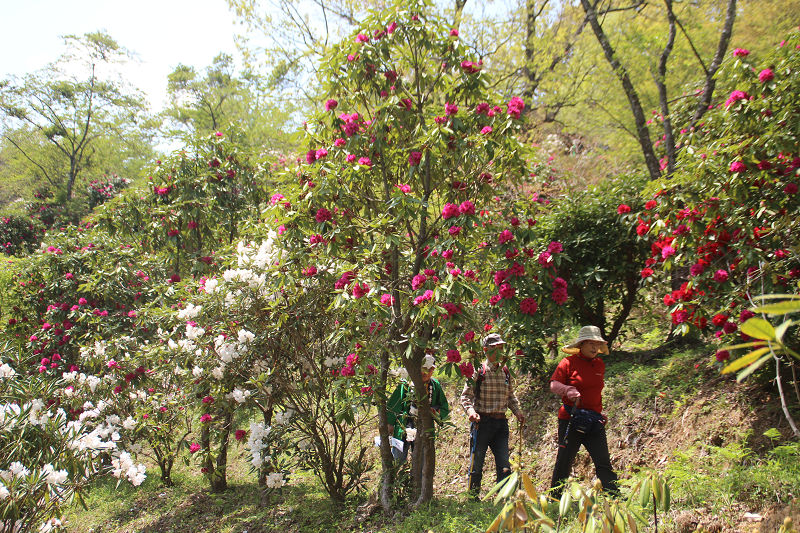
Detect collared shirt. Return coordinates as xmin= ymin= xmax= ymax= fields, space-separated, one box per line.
xmin=551 ymin=354 xmax=605 ymax=420
xmin=460 ymin=360 xmax=522 ymax=418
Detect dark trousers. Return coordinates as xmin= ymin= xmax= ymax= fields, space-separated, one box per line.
xmin=551 ymin=417 xmax=619 ymax=496
xmin=468 ymin=418 xmax=511 ymax=494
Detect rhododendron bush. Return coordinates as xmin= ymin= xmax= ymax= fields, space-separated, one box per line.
xmin=0 ymin=344 xmax=147 ymax=532
xmin=483 ymin=173 xmax=651 ymax=366
xmin=92 ymin=129 xmax=266 ymax=278
xmin=637 ymin=30 xmax=800 ymax=339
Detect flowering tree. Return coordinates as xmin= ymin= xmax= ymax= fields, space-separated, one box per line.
xmin=269 ymin=0 xmax=540 ymax=508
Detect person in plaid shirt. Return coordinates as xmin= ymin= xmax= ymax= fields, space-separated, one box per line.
xmin=460 ymin=333 xmax=526 ymax=497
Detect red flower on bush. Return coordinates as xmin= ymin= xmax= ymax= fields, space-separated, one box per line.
xmin=442 ymin=203 xmax=460 ymax=219
xmin=617 ymin=204 xmax=631 ymax=214
xmin=519 ymin=297 xmax=538 ymax=315
xmin=713 ymin=269 xmax=729 ymax=283
xmin=758 ymin=69 xmax=774 ymax=83
xmin=446 ymin=349 xmax=461 ymax=363
xmin=715 ymin=350 xmax=730 ymax=362
xmin=729 ymin=161 xmax=747 ymax=173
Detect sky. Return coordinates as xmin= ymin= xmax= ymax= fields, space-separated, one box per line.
xmin=1 ymin=0 xmax=240 ymax=111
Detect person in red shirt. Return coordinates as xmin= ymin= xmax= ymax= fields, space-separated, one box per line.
xmin=550 ymin=325 xmax=619 ymax=497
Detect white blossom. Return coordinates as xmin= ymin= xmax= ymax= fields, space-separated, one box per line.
xmin=265 ymin=472 xmax=284 ymax=489
xmin=0 ymin=363 xmax=16 ymax=379
xmin=205 ymin=278 xmax=219 ymax=293
xmin=192 ymin=366 xmax=204 ymax=378
xmin=177 ymin=303 xmax=202 ymax=320
xmin=42 ymin=464 xmax=68 ymax=486
xmin=211 ymin=366 xmax=225 ymax=380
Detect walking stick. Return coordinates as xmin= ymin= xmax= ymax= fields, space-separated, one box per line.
xmin=467 ymin=420 xmax=478 ymax=491
xmin=559 ymin=397 xmax=581 ymax=449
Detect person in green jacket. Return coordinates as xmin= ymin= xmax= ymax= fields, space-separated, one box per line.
xmin=386 ymin=354 xmax=450 ymax=463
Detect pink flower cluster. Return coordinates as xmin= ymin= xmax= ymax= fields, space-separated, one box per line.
xmin=506 ymin=97 xmax=525 ymax=119
xmin=446 ymin=349 xmax=461 ymax=363
xmin=724 ymin=90 xmax=749 ymax=108
xmin=334 ymin=271 xmax=356 ymax=290
xmin=413 ymin=289 xmax=434 ymax=306
xmin=551 ymin=277 xmax=568 ymax=305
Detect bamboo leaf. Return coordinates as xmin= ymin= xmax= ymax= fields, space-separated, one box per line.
xmin=736 ymin=354 xmax=773 ymax=382
xmin=721 ymin=347 xmax=771 ymax=374
xmin=522 ymin=473 xmax=538 ymax=501
xmin=639 ymin=478 xmax=651 ymax=508
xmin=559 ymin=488 xmax=572 ymax=516
xmin=740 ymin=318 xmax=776 ymax=340
xmin=752 ymin=300 xmax=800 ymax=314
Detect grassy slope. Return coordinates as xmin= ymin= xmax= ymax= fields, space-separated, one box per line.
xmin=64 ymin=343 xmax=800 ymax=533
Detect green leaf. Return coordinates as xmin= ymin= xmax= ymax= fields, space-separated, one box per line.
xmin=639 ymin=478 xmax=651 ymax=508
xmin=721 ymin=347 xmax=771 ymax=374
xmin=740 ymin=318 xmax=776 ymax=340
xmin=736 ymin=354 xmax=772 ymax=382
xmin=752 ymin=300 xmax=800 ymax=315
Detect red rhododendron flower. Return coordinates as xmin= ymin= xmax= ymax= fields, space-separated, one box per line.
xmin=413 ymin=290 xmax=434 ymax=306
xmin=446 ymin=349 xmax=461 ymax=363
xmin=689 ymin=263 xmax=705 ymax=277
xmin=507 ymin=96 xmax=525 ymax=119
xmin=324 ymin=99 xmax=338 ymax=111
xmin=481 ymin=126 xmax=492 ymax=135
xmin=315 ymin=208 xmax=333 ymax=223
xmin=352 ymin=282 xmax=369 ymax=298
xmin=732 ymin=48 xmax=749 ymax=57
xmin=459 ymin=361 xmax=475 ymax=378
xmin=713 ymin=269 xmax=729 ymax=283
xmin=302 ymin=266 xmax=317 ymax=277
xmin=448 ymin=226 xmax=462 ymax=236
xmin=641 ymin=268 xmax=654 ymax=278
xmin=715 ymin=350 xmax=730 ymax=362
xmin=712 ymin=313 xmax=728 ymax=326
xmin=200 ymin=414 xmax=212 ymax=423
xmin=357 ymin=156 xmax=373 ymax=167
xmin=380 ymin=293 xmax=394 ymax=306
xmin=547 ymin=241 xmax=563 ymax=254
xmin=411 ymin=274 xmax=427 ymax=290
xmin=758 ymin=69 xmax=774 ymax=83
xmin=729 ymin=161 xmax=746 ymax=173
xmin=498 ymin=229 xmax=514 ymax=244
xmin=235 ymin=430 xmax=247 ymax=441
xmin=617 ymin=204 xmax=631 ymax=214
xmin=189 ymin=443 xmax=201 ymax=453
xmin=740 ymin=309 xmax=755 ymax=322
xmin=445 ymin=102 xmax=459 ymax=115
xmin=499 ymin=283 xmax=515 ymax=299
xmin=645 ymin=200 xmax=658 ymax=210
xmin=408 ymin=151 xmax=422 ymax=166
xmin=464 ymin=331 xmax=475 ymax=342
xmin=442 ymin=203 xmax=460 ymax=219
xmin=449 ymin=28 xmax=459 ymax=37
xmin=784 ymin=183 xmax=798 ymax=194
xmin=519 ymin=297 xmax=538 ymax=315
xmin=724 ymin=90 xmax=749 ymax=108
xmin=459 ymin=200 xmax=475 ymax=215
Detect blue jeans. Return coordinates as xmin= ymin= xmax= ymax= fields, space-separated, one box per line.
xmin=468 ymin=418 xmax=511 ymax=494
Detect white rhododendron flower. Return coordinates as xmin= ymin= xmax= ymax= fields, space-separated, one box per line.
xmin=265 ymin=472 xmax=284 ymax=489
xmin=0 ymin=363 xmax=16 ymax=379
xmin=177 ymin=303 xmax=202 ymax=320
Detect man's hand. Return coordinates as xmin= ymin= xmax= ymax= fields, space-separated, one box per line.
xmin=516 ymin=413 xmax=526 ymax=426
xmin=565 ymin=387 xmax=581 ymax=401
xmin=468 ymin=409 xmax=480 ymax=423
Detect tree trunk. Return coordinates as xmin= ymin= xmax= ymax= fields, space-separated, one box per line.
xmin=579 ymin=0 xmax=661 ymax=180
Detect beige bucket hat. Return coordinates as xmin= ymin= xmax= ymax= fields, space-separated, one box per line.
xmin=562 ymin=325 xmax=609 ymax=354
